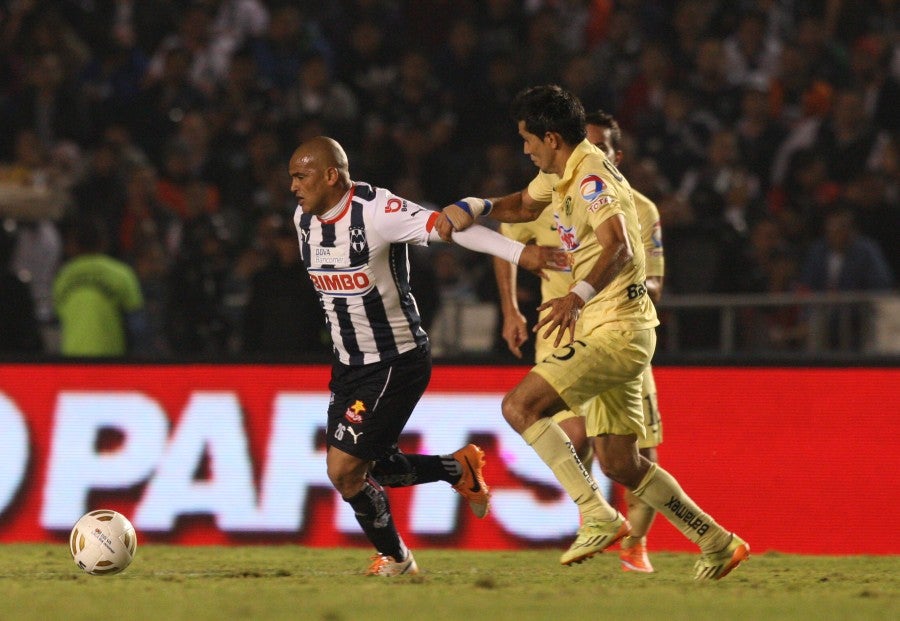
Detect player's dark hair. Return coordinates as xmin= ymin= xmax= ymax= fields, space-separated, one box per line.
xmin=511 ymin=84 xmax=586 ymax=146
xmin=584 ymin=110 xmax=623 ymax=151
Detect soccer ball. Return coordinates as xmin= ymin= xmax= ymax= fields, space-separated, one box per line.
xmin=69 ymin=509 xmax=137 ymax=575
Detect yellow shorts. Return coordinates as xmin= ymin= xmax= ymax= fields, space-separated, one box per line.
xmin=638 ymin=365 xmax=662 ymax=449
xmin=534 ymin=328 xmax=656 ymax=439
xmin=551 ymin=365 xmax=663 ymax=447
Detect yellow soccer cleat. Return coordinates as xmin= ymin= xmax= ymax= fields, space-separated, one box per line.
xmin=561 ymin=513 xmax=631 ymax=566
xmin=694 ymin=534 xmax=750 ymax=580
xmin=452 ymin=443 xmax=491 ymax=518
xmin=365 ymin=552 xmax=419 ymax=577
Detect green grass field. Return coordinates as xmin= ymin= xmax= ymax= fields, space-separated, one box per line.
xmin=0 ymin=544 xmax=896 ymax=621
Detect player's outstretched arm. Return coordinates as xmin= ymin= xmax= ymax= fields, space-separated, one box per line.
xmin=428 ymin=224 xmax=566 ymax=279
xmin=435 ymin=190 xmax=548 ymax=241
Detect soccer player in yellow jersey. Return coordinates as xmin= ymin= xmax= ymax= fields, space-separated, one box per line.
xmin=438 ymin=85 xmax=748 ymax=579
xmin=492 ymin=109 xmax=665 ymax=573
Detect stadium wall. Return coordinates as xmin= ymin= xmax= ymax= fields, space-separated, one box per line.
xmin=0 ymin=364 xmax=896 ymax=555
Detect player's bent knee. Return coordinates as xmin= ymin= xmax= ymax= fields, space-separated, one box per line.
xmin=501 ymin=391 xmax=533 ymax=433
xmin=500 ymin=393 xmax=521 ymax=429
xmin=327 ymin=464 xmax=366 ymax=498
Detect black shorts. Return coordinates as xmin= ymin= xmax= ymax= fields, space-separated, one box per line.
xmin=326 ymin=344 xmax=431 ymax=461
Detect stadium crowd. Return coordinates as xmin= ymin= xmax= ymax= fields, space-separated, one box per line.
xmin=0 ymin=0 xmax=896 ymax=358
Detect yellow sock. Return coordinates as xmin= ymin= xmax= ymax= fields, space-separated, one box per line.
xmin=631 ymin=463 xmax=730 ymax=553
xmin=522 ymin=418 xmax=617 ymax=521
xmin=623 ymin=489 xmax=657 ymax=545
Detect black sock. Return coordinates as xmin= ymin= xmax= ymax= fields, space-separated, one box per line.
xmin=344 ymin=478 xmax=406 ymax=560
xmin=371 ymin=453 xmax=462 ymax=487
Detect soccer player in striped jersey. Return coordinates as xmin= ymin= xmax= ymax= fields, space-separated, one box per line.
xmin=492 ymin=110 xmax=665 ymax=573
xmin=289 ymin=136 xmax=565 ymax=576
xmin=439 ymin=85 xmax=748 ymax=580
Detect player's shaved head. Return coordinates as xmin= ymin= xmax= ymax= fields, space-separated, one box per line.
xmin=289 ymin=136 xmax=352 ymax=215
xmin=291 ymin=136 xmax=349 ymax=177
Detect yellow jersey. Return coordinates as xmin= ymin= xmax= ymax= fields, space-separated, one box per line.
xmin=527 ymin=140 xmax=658 ymax=333
xmin=634 ymin=189 xmax=664 ymax=279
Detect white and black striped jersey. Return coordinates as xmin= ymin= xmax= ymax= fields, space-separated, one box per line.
xmin=294 ymin=182 xmax=440 ymax=366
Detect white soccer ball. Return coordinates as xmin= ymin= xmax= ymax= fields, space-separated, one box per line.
xmin=69 ymin=509 xmax=137 ymax=575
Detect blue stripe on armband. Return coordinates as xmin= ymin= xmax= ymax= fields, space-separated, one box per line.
xmin=482 ymin=199 xmax=493 ymax=215
xmin=453 ymin=200 xmax=474 ymax=217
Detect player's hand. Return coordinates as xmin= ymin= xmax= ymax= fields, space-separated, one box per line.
xmin=501 ymin=310 xmax=529 ymax=359
xmin=437 ymin=202 xmax=475 ymax=240
xmin=517 ymin=245 xmax=569 ymax=280
xmin=534 ymin=293 xmax=584 ymax=348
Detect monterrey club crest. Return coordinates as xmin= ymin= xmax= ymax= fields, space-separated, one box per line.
xmin=349 ymin=226 xmax=367 ymax=253
xmin=579 ymin=174 xmax=606 ymax=201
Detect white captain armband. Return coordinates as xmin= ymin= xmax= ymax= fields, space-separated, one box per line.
xmin=570 ymin=280 xmax=597 ymax=304
xmin=453 ymin=197 xmax=493 ymax=218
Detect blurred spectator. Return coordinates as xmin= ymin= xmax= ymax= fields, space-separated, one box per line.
xmin=475 ymin=0 xmax=527 ymax=59
xmin=559 ymin=53 xmax=613 ymax=116
xmin=387 ymin=50 xmax=457 ymax=199
xmin=1 ymin=129 xmax=64 ymax=324
xmin=773 ymin=39 xmax=835 ymax=126
xmin=165 ymin=213 xmax=232 ymax=355
xmin=52 ymin=215 xmax=146 ymax=357
xmin=208 ymin=45 xmax=275 ymax=146
xmin=689 ymin=37 xmax=743 ymax=125
xmin=680 ymin=128 xmax=762 ymax=232
xmin=207 ymin=0 xmax=270 ymax=67
xmin=9 ymin=218 xmax=62 ymax=324
xmin=5 ymin=52 xmax=88 ymax=154
xmin=519 ymin=7 xmax=566 ymax=84
xmin=71 ymin=0 xmax=177 ymax=59
xmin=215 ymin=128 xmax=283 ymax=244
xmin=336 ymin=18 xmax=399 ymax=106
xmin=117 ymin=164 xmax=174 ymax=263
xmin=847 ymin=34 xmax=900 ymax=133
xmin=616 ymin=42 xmax=673 ymax=132
xmin=636 ymin=87 xmax=710 ymax=188
xmin=100 ymin=122 xmax=151 ymax=175
xmin=156 ymin=139 xmax=220 ymax=223
xmin=664 ymin=0 xmax=718 ymax=75
xmin=794 ymin=15 xmax=849 ymax=86
xmin=241 ymin=218 xmax=329 ymax=356
xmin=799 ymin=207 xmax=893 ymax=293
xmin=131 ymin=45 xmax=207 ymax=165
xmin=588 ymin=8 xmax=644 ymax=105
xmin=146 ymin=4 xmax=221 ymax=97
xmin=456 ymin=52 xmax=524 ymax=148
xmin=848 ymin=132 xmax=900 ymax=277
xmin=78 ymin=20 xmax=149 ymax=138
xmin=20 ymin=6 xmax=92 ymax=79
xmin=0 ymin=220 xmax=43 ymax=354
xmin=72 ymin=141 xmax=128 ymax=253
xmin=284 ymin=54 xmax=359 ymax=144
xmin=798 ymin=206 xmax=894 ymax=349
xmin=722 ymin=9 xmax=782 ymax=87
xmin=735 ymin=77 xmax=785 ymax=190
xmin=811 ymin=87 xmax=884 ymax=184
xmin=434 ymin=18 xmax=488 ymax=97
